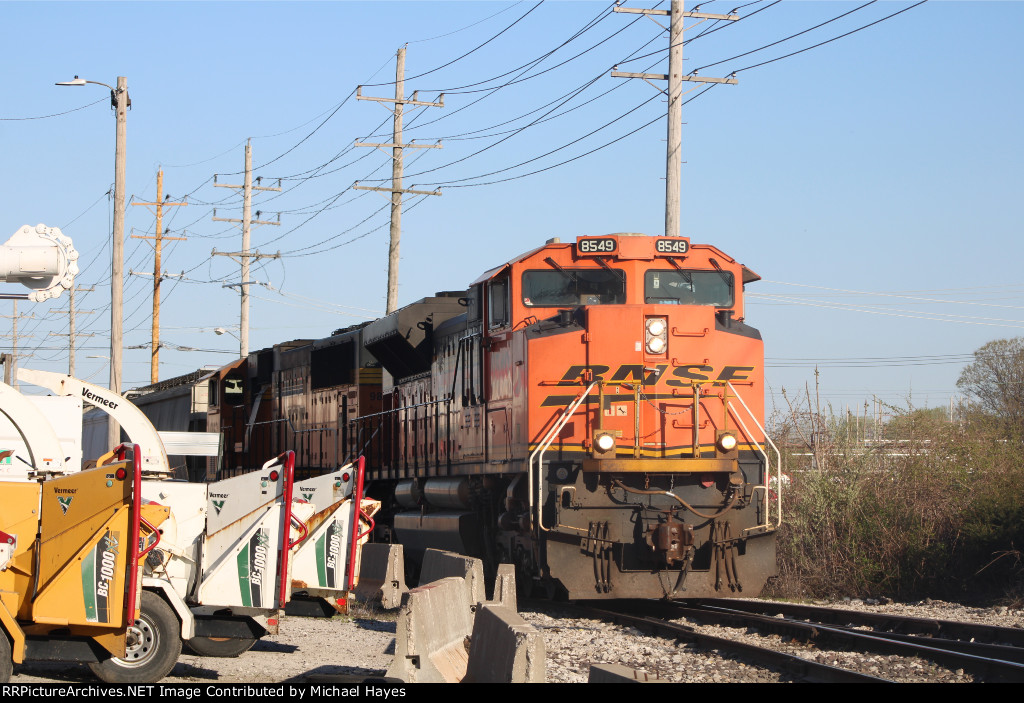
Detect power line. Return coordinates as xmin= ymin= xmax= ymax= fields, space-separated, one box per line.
xmin=734 ymin=1 xmax=928 ymax=74
xmin=0 ymin=96 xmax=107 ymax=121
xmin=361 ymin=2 xmax=548 ymax=88
xmin=693 ymin=0 xmax=877 ymax=73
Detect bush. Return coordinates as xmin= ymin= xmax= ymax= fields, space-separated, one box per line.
xmin=766 ymin=400 xmax=1024 ymax=603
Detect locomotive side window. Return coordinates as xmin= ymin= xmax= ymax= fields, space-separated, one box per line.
xmin=521 ymin=269 xmax=626 ymax=307
xmin=467 ymin=284 xmax=483 ymax=323
xmin=645 ymin=270 xmax=734 ymax=306
xmin=488 ymin=277 xmax=509 ymax=328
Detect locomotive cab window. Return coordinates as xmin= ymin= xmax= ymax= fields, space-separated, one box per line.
xmin=521 ymin=269 xmax=626 ymax=307
xmin=645 ymin=270 xmax=734 ymax=307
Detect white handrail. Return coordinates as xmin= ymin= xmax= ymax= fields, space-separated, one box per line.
xmin=726 ymin=382 xmax=782 ymax=531
xmin=528 ymin=380 xmax=598 ymax=537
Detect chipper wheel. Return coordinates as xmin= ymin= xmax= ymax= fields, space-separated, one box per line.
xmin=89 ymin=591 xmax=181 ymax=683
xmin=185 ymin=636 xmax=257 ymax=658
xmin=0 ymin=630 xmax=12 ymax=683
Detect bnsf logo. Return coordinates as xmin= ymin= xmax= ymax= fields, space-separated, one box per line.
xmin=558 ymin=363 xmax=756 ymax=386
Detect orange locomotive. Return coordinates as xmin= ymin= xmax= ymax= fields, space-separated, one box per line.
xmin=208 ymin=232 xmax=780 ymax=600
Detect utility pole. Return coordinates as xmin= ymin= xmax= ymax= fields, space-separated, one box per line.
xmin=212 ymin=139 xmax=281 ymax=358
xmin=1 ymin=302 xmax=34 ymax=388
xmin=132 ymin=170 xmax=187 ymax=383
xmin=612 ymin=2 xmax=738 ymax=237
xmin=50 ymin=285 xmax=95 ymax=375
xmin=111 ymin=76 xmax=127 ymax=450
xmin=355 ymin=46 xmax=444 ymax=314
xmin=54 ymin=74 xmax=128 ymax=451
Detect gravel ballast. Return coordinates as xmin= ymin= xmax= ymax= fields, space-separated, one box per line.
xmin=8 ymin=598 xmax=1022 ymax=684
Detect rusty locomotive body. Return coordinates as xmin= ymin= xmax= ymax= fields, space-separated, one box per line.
xmin=206 ymin=233 xmax=780 ymax=600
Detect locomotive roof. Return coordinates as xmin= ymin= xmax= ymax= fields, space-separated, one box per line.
xmin=470 ymin=241 xmax=552 ymax=285
xmin=470 ymin=235 xmax=760 ymax=285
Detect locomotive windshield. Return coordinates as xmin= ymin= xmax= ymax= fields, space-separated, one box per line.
xmin=522 ymin=268 xmax=626 ymax=307
xmin=645 ymin=270 xmax=733 ymax=306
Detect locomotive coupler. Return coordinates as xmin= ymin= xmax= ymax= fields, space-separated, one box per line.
xmin=648 ymin=513 xmax=694 ymax=567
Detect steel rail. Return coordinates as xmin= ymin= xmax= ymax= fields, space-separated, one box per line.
xmin=661 ymin=601 xmax=1024 ymax=682
xmin=697 ymin=598 xmax=1024 ymax=648
xmin=543 ymin=602 xmax=891 ymax=683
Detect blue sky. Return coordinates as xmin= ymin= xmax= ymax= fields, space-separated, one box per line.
xmin=1 ymin=0 xmax=1021 ymax=422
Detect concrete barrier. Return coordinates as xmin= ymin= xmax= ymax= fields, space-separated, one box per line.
xmin=588 ymin=663 xmax=670 ymax=683
xmin=490 ymin=563 xmax=517 ymax=611
xmin=354 ymin=543 xmax=407 ymax=609
xmin=385 ymin=576 xmax=473 ymax=683
xmin=419 ymin=548 xmax=485 ymax=606
xmin=465 ymin=604 xmax=546 ymax=683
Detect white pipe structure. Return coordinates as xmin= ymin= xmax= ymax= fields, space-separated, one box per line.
xmin=0 ymin=224 xmax=79 ymax=302
xmin=726 ymin=381 xmax=782 ymax=532
xmin=0 ymin=380 xmax=67 ymax=473
xmin=529 ymin=380 xmax=598 ymax=536
xmin=16 ymin=368 xmax=170 ymax=474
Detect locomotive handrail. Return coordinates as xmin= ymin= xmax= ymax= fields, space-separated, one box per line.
xmin=348 ymin=396 xmax=448 ymax=422
xmin=529 ymin=380 xmax=599 ymax=537
xmin=725 ymin=381 xmax=782 ymax=532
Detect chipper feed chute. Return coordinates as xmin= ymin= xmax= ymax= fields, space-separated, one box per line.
xmin=286 ymin=456 xmax=380 ymax=617
xmin=14 ymin=369 xmax=302 ymax=660
xmin=194 ymin=451 xmax=298 ymax=612
xmin=0 ymin=444 xmax=173 ymax=683
xmin=287 ymin=462 xmax=357 ymax=616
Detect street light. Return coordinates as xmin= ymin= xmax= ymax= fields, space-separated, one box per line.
xmin=57 ymin=75 xmax=128 ymax=452
xmin=213 ymin=326 xmax=241 ymax=341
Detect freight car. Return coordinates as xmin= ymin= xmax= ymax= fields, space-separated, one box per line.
xmin=200 ymin=232 xmax=780 ymax=600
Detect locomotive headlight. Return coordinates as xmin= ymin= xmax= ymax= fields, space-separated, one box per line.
xmin=645 ymin=316 xmax=668 ymax=355
xmin=593 ymin=430 xmax=617 ymax=458
xmin=717 ymin=432 xmax=738 ymax=453
xmin=646 ymin=318 xmax=666 ymax=336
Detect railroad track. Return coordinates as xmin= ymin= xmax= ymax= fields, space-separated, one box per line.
xmin=541 ymin=599 xmax=1024 ymax=683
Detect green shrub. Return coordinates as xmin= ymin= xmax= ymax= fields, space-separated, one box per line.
xmin=767 ymin=402 xmax=1024 ymax=603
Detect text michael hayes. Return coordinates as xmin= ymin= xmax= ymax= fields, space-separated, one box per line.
xmin=1 ymin=685 xmax=406 ymax=698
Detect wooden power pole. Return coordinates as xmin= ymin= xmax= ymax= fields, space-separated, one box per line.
xmin=132 ymin=169 xmax=187 ymax=383
xmin=213 ymin=140 xmax=281 ymax=358
xmin=50 ymin=285 xmax=95 ymax=375
xmin=1 ymin=302 xmax=34 ymax=388
xmin=612 ymin=1 xmax=738 ymax=237
xmin=355 ymin=46 xmax=444 ymax=314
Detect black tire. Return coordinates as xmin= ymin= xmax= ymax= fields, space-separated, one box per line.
xmin=0 ymin=631 xmax=12 ymax=683
xmin=184 ymin=636 xmax=257 ymax=658
xmin=89 ymin=591 xmax=182 ymax=683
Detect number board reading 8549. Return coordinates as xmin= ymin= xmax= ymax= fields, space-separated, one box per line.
xmin=655 ymin=238 xmax=689 ymax=255
xmin=577 ymin=238 xmax=617 ymax=254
